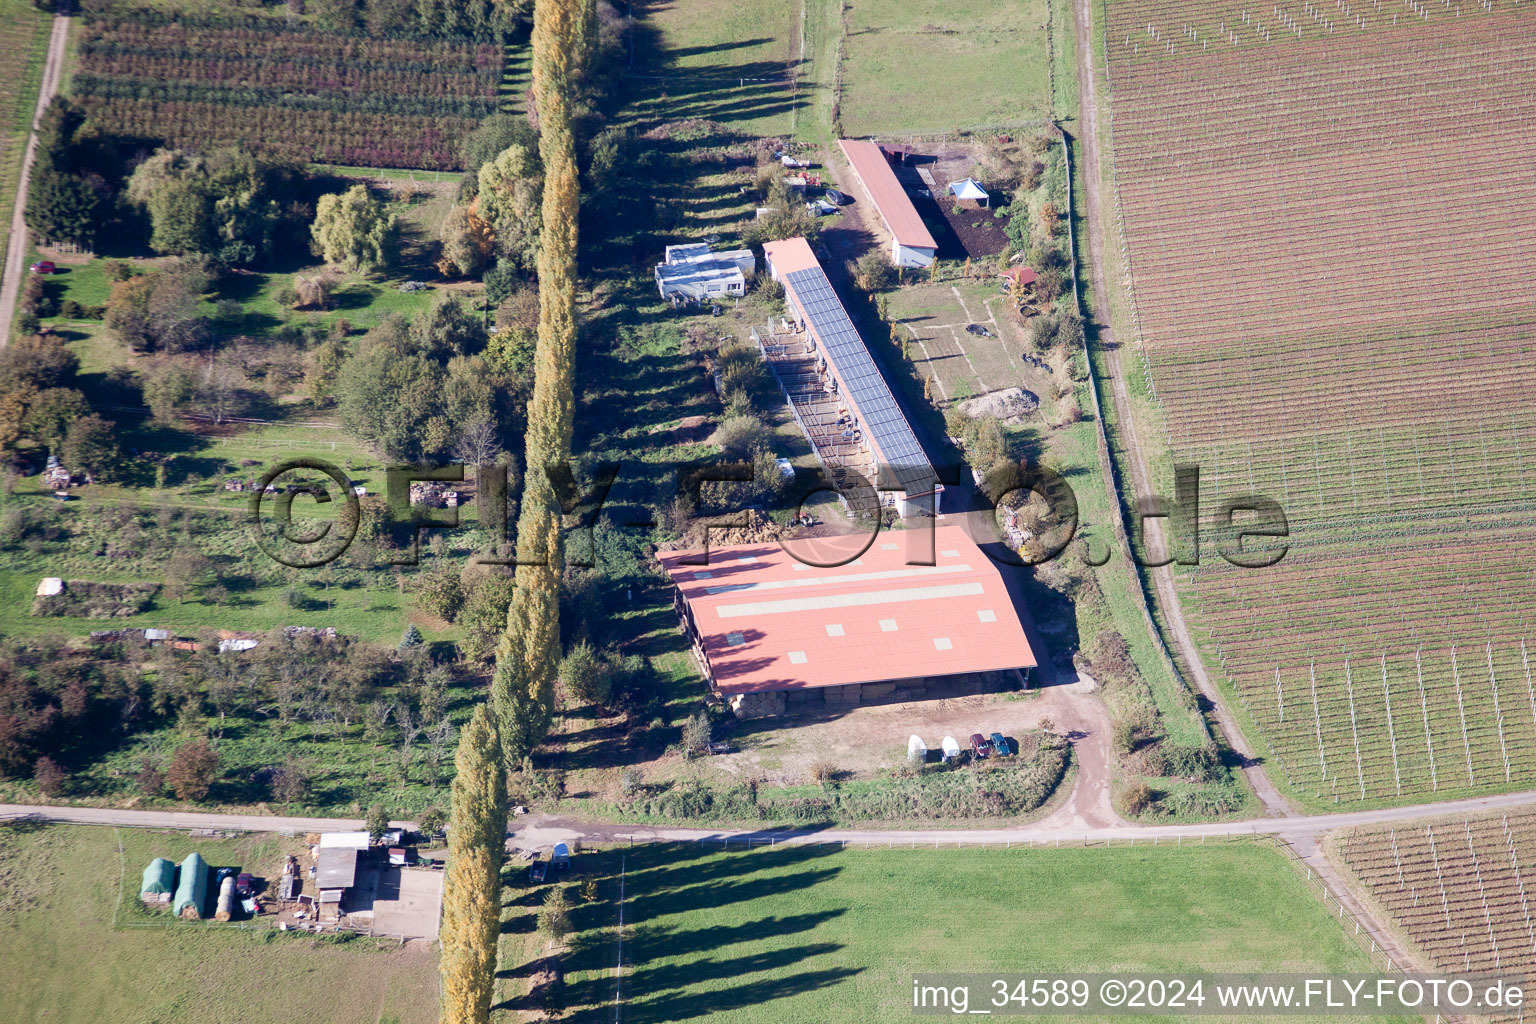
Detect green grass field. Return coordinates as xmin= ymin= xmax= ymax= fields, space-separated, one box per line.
xmin=628 ymin=0 xmax=803 ymax=136
xmin=0 ymin=823 xmax=439 ymax=1024
xmin=507 ymin=841 xmax=1409 ymax=1023
xmin=839 ymin=0 xmax=1051 ymax=137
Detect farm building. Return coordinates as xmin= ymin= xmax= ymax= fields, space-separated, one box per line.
xmin=140 ymin=857 xmax=175 ymax=903
xmin=659 ymin=525 xmax=1037 ymax=718
xmin=947 ymin=178 xmax=990 ymax=208
xmin=762 ymin=236 xmax=939 ymax=518
xmin=173 ymin=852 xmax=209 ymax=919
xmin=316 ymin=831 xmax=367 ymax=914
xmin=838 ymin=139 xmax=938 ymax=268
xmin=655 ymin=243 xmax=756 ymax=303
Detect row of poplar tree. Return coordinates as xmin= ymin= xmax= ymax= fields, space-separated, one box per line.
xmin=439 ymin=0 xmax=592 ymax=1020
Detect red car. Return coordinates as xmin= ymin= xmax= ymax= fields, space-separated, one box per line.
xmin=29 ymin=261 xmax=55 ymax=275
xmin=969 ymin=733 xmax=992 ymax=759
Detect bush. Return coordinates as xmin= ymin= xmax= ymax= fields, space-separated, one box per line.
xmin=413 ymin=563 xmax=464 ymax=622
xmin=417 ymin=805 xmax=446 ymax=837
xmin=681 ymin=709 xmax=712 ymax=758
xmin=271 ymin=760 xmax=310 ymax=803
xmin=854 ymin=250 xmax=896 ymax=291
xmin=167 ymin=739 xmax=219 ymax=802
xmin=135 ymin=756 xmax=165 ymax=798
xmin=366 ymin=803 xmax=390 ymax=841
xmin=33 ymin=755 xmax=67 ymax=796
xmin=809 ymin=761 xmax=840 ymax=785
xmin=639 ymin=734 xmax=1070 ymax=823
xmin=618 ymin=767 xmax=644 ymax=799
xmin=1122 ymin=780 xmax=1155 ymax=815
xmin=1089 ymin=630 xmax=1136 ymax=681
xmin=716 ymin=344 xmax=768 ymax=405
xmin=32 ymin=580 xmax=160 ymax=618
xmin=559 ymin=641 xmax=611 ymax=706
xmin=1144 ymin=743 xmax=1221 ymax=783
xmin=712 ymin=415 xmax=766 ymax=459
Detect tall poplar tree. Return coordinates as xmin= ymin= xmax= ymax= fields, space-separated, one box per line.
xmin=438 ymin=705 xmax=508 ymax=1024
xmin=491 ymin=0 xmax=585 ymax=769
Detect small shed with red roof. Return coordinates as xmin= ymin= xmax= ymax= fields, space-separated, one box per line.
xmin=1001 ymin=266 xmax=1039 ymax=292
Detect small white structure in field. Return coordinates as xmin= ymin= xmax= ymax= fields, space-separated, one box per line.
xmin=36 ymin=577 xmax=63 ymax=597
xmin=655 ymin=243 xmax=756 ymax=303
xmin=947 ymin=177 xmax=989 ymax=207
xmin=907 ymin=734 xmax=927 ymax=763
xmin=940 ymin=736 xmax=962 ymax=762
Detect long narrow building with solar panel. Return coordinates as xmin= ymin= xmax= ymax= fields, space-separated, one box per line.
xmin=760 ymin=236 xmax=941 ymax=519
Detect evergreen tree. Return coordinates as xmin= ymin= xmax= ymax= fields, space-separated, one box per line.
xmin=438 ymin=705 xmax=507 ymax=1024
xmin=537 ymin=885 xmax=572 ymax=944
xmin=491 ymin=0 xmax=584 ymax=770
xmin=25 ymin=168 xmax=98 ymax=248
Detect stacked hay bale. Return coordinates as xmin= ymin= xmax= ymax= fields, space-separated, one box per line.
xmin=139 ymin=858 xmax=175 ymax=905
xmin=172 ymin=853 xmax=209 ymax=920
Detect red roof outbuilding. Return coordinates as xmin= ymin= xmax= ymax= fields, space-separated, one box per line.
xmin=838 ymin=139 xmax=938 ymax=253
xmin=659 ymin=526 xmax=1036 ymax=695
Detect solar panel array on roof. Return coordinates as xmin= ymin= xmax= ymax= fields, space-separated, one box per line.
xmin=784 ymin=266 xmax=935 ymax=498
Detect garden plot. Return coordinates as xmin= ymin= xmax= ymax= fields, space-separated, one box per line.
xmin=884 ymin=279 xmax=1055 ymax=407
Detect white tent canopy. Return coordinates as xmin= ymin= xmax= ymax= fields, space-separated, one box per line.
xmin=907 ymin=734 xmax=927 ymax=762
xmin=947 ymin=178 xmax=989 ymax=203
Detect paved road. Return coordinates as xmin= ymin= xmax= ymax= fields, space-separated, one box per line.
xmin=511 ymin=786 xmax=1536 ymax=849
xmin=0 ymin=803 xmax=381 ymax=834
xmin=7 ymin=786 xmax=1535 ymax=845
xmin=0 ymin=8 xmax=69 ymax=343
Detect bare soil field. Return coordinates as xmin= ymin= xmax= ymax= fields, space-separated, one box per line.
xmin=1101 ymin=0 xmax=1536 ymax=805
